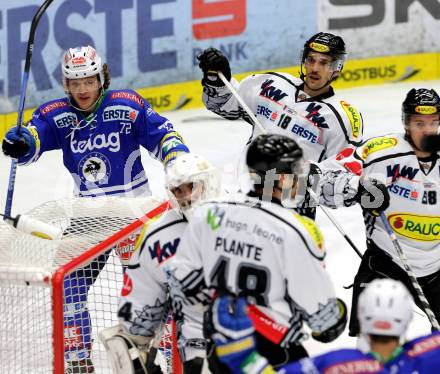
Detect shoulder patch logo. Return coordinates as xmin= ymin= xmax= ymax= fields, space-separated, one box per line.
xmin=361 ymin=137 xmax=398 ymax=159
xmin=295 ymin=214 xmax=324 ymax=250
xmin=340 ymin=101 xmax=362 ymax=139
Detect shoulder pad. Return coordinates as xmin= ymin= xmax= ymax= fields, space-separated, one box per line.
xmin=339 ymin=100 xmax=362 ymax=141
xmin=292 ymin=213 xmax=325 ymax=259
xmin=108 ymin=90 xmax=145 ymax=108
xmin=359 ymin=135 xmax=399 ymax=161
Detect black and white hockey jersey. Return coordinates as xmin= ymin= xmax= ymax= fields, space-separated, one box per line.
xmin=203 ymin=73 xmax=363 ymax=162
xmin=168 ymin=194 xmax=342 ymax=347
xmin=118 ymin=208 xmax=207 ymax=361
xmin=332 ymin=133 xmax=440 ymax=277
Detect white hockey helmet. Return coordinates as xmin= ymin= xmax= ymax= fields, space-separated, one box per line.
xmin=358 ymin=279 xmax=413 ymax=337
xmin=165 ymin=153 xmax=220 ymax=211
xmin=62 ymin=46 xmax=104 ymax=91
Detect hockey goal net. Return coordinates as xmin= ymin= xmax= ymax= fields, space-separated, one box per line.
xmin=0 ymin=196 xmax=181 ymax=374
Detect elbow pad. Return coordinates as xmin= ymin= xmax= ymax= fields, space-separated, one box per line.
xmin=311 ymin=298 xmax=347 ymax=343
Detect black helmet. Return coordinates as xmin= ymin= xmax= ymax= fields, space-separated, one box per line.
xmin=301 ymin=32 xmax=346 ymax=68
xmin=402 ymin=88 xmax=440 ymax=126
xmin=246 ymin=134 xmax=303 ymax=178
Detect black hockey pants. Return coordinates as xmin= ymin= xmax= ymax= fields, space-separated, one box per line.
xmin=349 ymin=240 xmax=440 ymax=336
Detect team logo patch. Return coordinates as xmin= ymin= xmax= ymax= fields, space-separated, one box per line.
xmin=207 ymin=206 xmax=225 ymax=231
xmin=361 ymin=137 xmax=398 ymax=159
xmin=41 ymin=101 xmax=69 ymax=115
xmin=121 ymin=273 xmax=133 ymax=297
xmin=110 ymin=91 xmax=144 ymax=107
xmin=340 ymin=101 xmax=362 ymax=139
xmin=388 ymin=213 xmax=440 ymax=242
xmin=78 ymin=152 xmax=111 ymax=185
xmin=295 ymin=214 xmax=324 ymax=252
xmin=53 ymin=112 xmax=78 ymax=128
xmin=309 ymin=42 xmax=330 ymax=53
xmin=415 ymin=105 xmax=437 ymax=114
xmin=115 ymin=232 xmax=142 ymax=265
xmin=408 ymin=334 xmax=440 ymax=357
xmin=102 ymin=105 xmax=139 ymax=122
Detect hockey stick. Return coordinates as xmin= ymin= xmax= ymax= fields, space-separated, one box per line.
xmin=4 ymin=0 xmax=55 ymax=218
xmin=380 ymin=212 xmax=440 ymax=330
xmin=217 ymin=72 xmax=364 ymax=258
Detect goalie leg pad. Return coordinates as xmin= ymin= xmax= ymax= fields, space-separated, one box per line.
xmin=99 ymin=325 xmax=151 ymax=374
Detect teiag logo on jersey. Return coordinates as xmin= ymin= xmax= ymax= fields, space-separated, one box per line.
xmin=71 ymin=131 xmax=121 ymax=154
xmin=78 ymin=152 xmax=111 ymax=185
xmin=388 ymin=213 xmax=440 ymax=241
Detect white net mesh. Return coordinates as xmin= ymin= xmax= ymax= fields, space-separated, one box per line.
xmin=0 ymin=196 xmax=176 ymax=374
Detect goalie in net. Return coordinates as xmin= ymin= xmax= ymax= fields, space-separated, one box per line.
xmin=99 ymin=153 xmax=221 ymax=374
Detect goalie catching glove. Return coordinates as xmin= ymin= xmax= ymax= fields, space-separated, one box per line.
xmin=197 ymin=48 xmax=231 ymax=88
xmin=99 ymin=325 xmax=159 ymax=374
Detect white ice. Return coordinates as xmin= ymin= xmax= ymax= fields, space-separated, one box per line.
xmin=1 ymin=79 xmax=439 ymax=358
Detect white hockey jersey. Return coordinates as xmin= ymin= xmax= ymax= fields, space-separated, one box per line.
xmin=118 ymin=208 xmax=207 ymax=361
xmin=333 ymin=133 xmax=440 ymax=277
xmin=168 ymin=194 xmax=341 ymax=346
xmin=203 ymin=73 xmax=363 ymax=162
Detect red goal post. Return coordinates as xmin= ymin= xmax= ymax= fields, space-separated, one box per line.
xmin=0 ymin=196 xmax=182 ymax=374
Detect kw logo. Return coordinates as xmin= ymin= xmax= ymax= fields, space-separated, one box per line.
xmin=387 ymin=164 xmax=419 ymax=182
xmin=207 ymin=206 xmax=225 ymax=230
xmin=260 ymin=80 xmax=288 ymax=102
xmin=148 ymin=238 xmax=180 ymax=263
xmin=305 ymin=103 xmax=329 ymax=128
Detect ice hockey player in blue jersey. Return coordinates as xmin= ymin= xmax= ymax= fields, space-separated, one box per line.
xmin=2 ymin=45 xmax=189 ymax=198
xmin=2 ymin=45 xmax=189 ymax=373
xmin=211 ymin=278 xmax=440 ymax=373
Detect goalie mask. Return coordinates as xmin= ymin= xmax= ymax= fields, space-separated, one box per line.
xmin=358 ymin=279 xmax=413 ymax=338
xmin=166 ymin=153 xmax=220 ymax=214
xmin=246 ymin=134 xmax=307 ymax=207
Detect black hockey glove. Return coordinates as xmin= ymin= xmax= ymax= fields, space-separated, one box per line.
xmin=2 ymin=125 xmax=35 ymax=159
xmin=357 ymin=178 xmax=390 ymax=216
xmin=197 ymin=48 xmax=231 ymax=87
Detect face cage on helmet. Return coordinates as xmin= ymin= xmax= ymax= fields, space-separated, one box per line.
xmin=168 ymin=171 xmax=219 ymax=210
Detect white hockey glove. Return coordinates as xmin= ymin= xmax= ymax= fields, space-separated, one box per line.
xmin=99 ymin=325 xmax=152 ymax=374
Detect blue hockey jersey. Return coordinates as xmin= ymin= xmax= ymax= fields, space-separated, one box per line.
xmin=285 ymin=349 xmax=385 ymax=373
xmin=268 ymin=332 xmax=440 ymax=373
xmin=386 ymin=331 xmax=440 ymax=373
xmin=20 ymin=89 xmax=189 ymax=197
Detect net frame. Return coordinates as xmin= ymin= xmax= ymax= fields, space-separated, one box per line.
xmin=0 ymin=198 xmax=183 ymax=374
